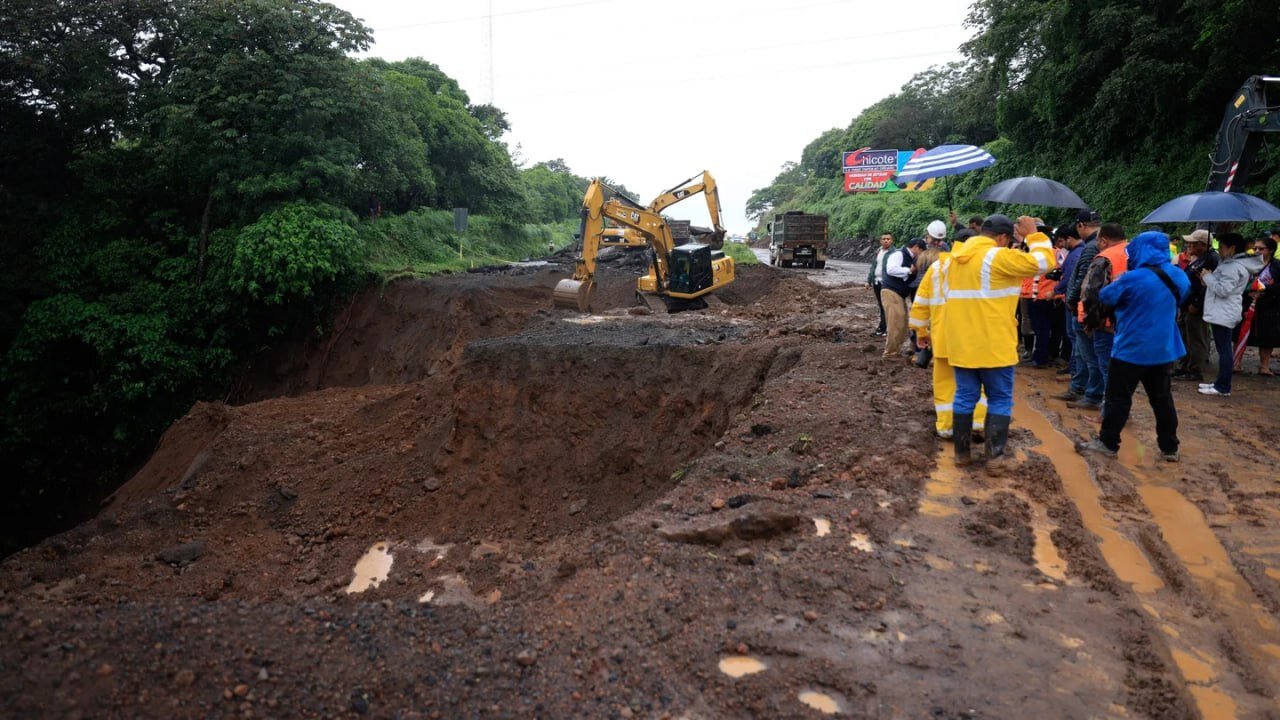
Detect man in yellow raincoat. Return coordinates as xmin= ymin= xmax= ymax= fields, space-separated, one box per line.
xmin=943 ymin=214 xmax=1057 ymax=465
xmin=909 ymin=230 xmax=988 ymax=439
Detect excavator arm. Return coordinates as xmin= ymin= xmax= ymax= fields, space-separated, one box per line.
xmin=553 ymin=178 xmax=734 ymax=312
xmin=1205 ymin=75 xmax=1280 ymax=192
xmin=649 ymin=171 xmax=726 ymax=248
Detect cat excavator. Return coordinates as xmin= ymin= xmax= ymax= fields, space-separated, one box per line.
xmin=599 ymin=170 xmax=727 ymax=249
xmin=553 ymin=177 xmax=735 ymax=313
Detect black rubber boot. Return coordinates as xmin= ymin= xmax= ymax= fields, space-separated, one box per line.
xmin=984 ymin=414 xmax=1012 ymax=459
xmin=953 ymin=414 xmax=974 ymax=466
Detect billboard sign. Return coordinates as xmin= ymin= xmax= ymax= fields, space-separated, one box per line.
xmin=843 ymin=148 xmax=898 ymax=193
xmin=842 ymin=148 xmax=935 ymax=193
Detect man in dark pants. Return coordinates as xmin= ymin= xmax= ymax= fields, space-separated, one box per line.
xmin=1077 ymin=231 xmax=1189 ymax=461
xmin=868 ymin=233 xmax=893 ymax=336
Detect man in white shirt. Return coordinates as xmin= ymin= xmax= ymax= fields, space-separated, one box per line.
xmin=880 ymin=238 xmax=925 ymax=358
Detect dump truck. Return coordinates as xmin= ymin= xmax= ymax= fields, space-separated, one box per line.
xmin=768 ymin=211 xmax=828 ymax=268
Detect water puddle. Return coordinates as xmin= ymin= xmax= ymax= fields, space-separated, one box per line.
xmin=1029 ymin=509 xmax=1068 ymax=582
xmin=718 ymin=656 xmax=766 ymax=678
xmin=920 ymin=450 xmax=964 ymax=517
xmin=1171 ymin=648 xmax=1216 ymax=684
xmin=345 ymin=541 xmax=393 ymax=594
xmin=849 ymin=533 xmax=874 ymax=553
xmin=1017 ymin=407 xmax=1163 ymax=594
xmin=813 ymin=518 xmax=831 ymax=537
xmin=797 ymin=690 xmax=840 ymax=714
xmin=1188 ymin=687 xmax=1237 ymax=720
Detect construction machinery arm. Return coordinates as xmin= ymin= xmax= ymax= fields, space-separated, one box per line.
xmin=1205 ymin=75 xmax=1280 ymax=192
xmin=554 ymin=179 xmax=676 ymax=310
xmin=649 ymin=171 xmax=726 ymax=248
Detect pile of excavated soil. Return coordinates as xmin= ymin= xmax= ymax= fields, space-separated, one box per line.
xmin=5 ymin=258 xmax=1253 ymax=718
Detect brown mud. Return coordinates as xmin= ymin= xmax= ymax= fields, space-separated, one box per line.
xmin=2 ymin=261 xmax=1277 ymax=718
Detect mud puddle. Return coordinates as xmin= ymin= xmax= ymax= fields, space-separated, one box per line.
xmin=346 ymin=541 xmax=393 ymax=593
xmin=1020 ymin=399 xmax=1270 ymax=717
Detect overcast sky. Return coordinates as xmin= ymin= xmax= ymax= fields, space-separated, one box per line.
xmin=331 ymin=0 xmax=974 ymax=234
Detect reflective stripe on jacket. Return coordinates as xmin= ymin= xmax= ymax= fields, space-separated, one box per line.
xmin=909 ymin=254 xmax=952 ymax=357
xmin=941 ymin=232 xmax=1057 ymax=368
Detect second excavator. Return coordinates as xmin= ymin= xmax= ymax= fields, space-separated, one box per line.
xmin=553 ymin=176 xmax=735 ymax=313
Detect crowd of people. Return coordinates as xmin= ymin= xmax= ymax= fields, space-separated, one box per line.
xmin=873 ymin=212 xmax=1280 ymax=465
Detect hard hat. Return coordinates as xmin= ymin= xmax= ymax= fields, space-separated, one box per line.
xmin=927 ymin=220 xmax=947 ymax=240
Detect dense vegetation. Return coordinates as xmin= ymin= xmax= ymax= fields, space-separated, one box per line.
xmin=0 ymin=0 xmax=597 ymax=554
xmin=748 ymin=0 xmax=1280 ymax=242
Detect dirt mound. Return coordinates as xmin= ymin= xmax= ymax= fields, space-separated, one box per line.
xmin=827 ymin=236 xmax=878 ymax=262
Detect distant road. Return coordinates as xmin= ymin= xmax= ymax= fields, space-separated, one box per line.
xmin=749 ymin=248 xmax=870 ymax=287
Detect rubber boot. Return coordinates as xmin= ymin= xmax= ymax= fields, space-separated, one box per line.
xmin=984 ymin=414 xmax=1012 ymax=459
xmin=953 ymin=414 xmax=974 ymax=467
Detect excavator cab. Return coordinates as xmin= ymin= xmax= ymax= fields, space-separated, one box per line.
xmin=668 ymin=244 xmax=715 ymax=295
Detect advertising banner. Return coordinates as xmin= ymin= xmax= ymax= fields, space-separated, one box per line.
xmin=842 ymin=148 xmax=934 ymax=193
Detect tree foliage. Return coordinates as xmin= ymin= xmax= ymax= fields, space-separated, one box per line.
xmin=749 ymin=0 xmax=1280 ymax=240
xmin=0 ymin=0 xmax=592 ymax=555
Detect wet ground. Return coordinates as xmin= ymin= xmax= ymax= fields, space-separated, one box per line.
xmin=1 ymin=257 xmax=1278 ymax=718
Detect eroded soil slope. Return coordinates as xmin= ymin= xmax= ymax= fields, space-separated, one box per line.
xmin=2 ymin=260 xmax=1278 ymax=719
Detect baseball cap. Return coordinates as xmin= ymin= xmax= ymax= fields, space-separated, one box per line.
xmin=1269 ymin=226 xmax=1280 ymax=236
xmin=1182 ymin=228 xmax=1210 ymax=245
xmin=1075 ymin=209 xmax=1101 ymax=224
xmin=952 ymin=228 xmax=977 ymax=243
xmin=926 ymin=220 xmax=947 ymax=240
xmin=981 ymin=213 xmax=1016 ymax=236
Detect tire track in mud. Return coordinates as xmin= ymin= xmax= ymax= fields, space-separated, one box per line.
xmin=1018 ymin=391 xmax=1280 ymax=718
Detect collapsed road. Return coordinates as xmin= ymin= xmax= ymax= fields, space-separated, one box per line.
xmin=2 ymin=258 xmax=1278 ymax=719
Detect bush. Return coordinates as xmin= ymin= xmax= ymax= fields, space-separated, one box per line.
xmin=229 ymin=203 xmax=362 ymax=305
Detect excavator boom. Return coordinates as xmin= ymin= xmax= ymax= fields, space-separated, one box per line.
xmin=1205 ymin=75 xmax=1280 ymax=192
xmin=553 ymin=178 xmax=734 ymax=312
xmin=650 ymin=171 xmax=726 ymax=248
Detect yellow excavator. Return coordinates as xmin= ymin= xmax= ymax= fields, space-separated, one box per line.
xmin=599 ymin=170 xmax=727 ymax=249
xmin=553 ymin=177 xmax=735 ymax=312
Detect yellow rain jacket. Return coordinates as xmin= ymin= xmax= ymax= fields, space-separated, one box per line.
xmin=911 ymin=252 xmax=988 ymax=434
xmin=909 ymin=254 xmax=951 ymax=355
xmin=944 ymin=232 xmax=1056 ymax=369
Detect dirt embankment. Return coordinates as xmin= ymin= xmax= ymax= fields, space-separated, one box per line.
xmin=3 ymin=256 xmax=1275 ymax=719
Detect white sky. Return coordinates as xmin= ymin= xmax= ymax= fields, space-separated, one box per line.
xmin=332 ymin=0 xmax=974 ymax=234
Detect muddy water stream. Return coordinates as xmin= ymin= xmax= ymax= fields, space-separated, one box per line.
xmin=1019 ymin=403 xmax=1249 ymax=718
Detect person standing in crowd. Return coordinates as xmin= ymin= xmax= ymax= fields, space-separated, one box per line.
xmin=1063 ymin=210 xmax=1103 ymax=409
xmin=1172 ymin=230 xmax=1219 ymax=382
xmin=881 ymin=237 xmax=925 ymax=360
xmin=910 ymin=229 xmax=987 ymax=439
xmin=1077 ymin=224 xmax=1130 ymax=416
xmin=1199 ymin=233 xmax=1264 ymax=397
xmin=868 ymin=233 xmax=894 ymax=337
xmin=1077 ymin=231 xmax=1189 ymax=461
xmin=944 ymin=214 xmax=1056 ymax=465
xmin=1053 ymin=224 xmax=1088 ymax=398
xmin=1245 ymin=233 xmax=1280 ymax=376
xmin=1020 ymin=233 xmax=1059 ymax=369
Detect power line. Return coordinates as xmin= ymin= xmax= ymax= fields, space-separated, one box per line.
xmin=372 ymin=0 xmax=622 ymax=31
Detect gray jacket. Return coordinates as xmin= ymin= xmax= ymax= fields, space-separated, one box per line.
xmin=1202 ymin=254 xmax=1264 ymax=327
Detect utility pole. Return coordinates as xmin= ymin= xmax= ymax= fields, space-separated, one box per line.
xmin=486 ymin=0 xmax=495 ymax=104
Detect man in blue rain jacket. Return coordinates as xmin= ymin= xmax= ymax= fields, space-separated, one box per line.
xmin=1077 ymin=231 xmax=1190 ymax=462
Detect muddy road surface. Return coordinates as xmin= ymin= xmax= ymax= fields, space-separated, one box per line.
xmin=750 ymin=248 xmax=870 ymax=287
xmin=3 ymin=258 xmax=1278 ymax=719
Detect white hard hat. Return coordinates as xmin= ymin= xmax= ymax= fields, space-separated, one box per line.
xmin=927 ymin=220 xmax=947 ymax=240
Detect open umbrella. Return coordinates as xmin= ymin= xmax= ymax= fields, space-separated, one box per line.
xmin=892 ymin=144 xmax=995 ymax=211
xmin=978 ymin=176 xmax=1086 ymax=209
xmin=1140 ymin=191 xmax=1280 ymax=223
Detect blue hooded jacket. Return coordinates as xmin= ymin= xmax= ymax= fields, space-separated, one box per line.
xmin=1099 ymin=231 xmax=1190 ymax=365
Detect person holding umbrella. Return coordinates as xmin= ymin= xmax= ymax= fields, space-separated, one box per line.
xmin=1245 ymin=233 xmax=1280 ymax=375
xmin=944 ymin=214 xmax=1056 ymax=466
xmin=1199 ymin=233 xmax=1264 ymax=396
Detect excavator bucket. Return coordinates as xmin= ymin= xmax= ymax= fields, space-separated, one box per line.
xmin=553 ymin=279 xmax=594 ymax=312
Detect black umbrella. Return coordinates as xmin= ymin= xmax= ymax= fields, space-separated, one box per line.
xmin=1140 ymin=191 xmax=1280 ymax=223
xmin=978 ymin=176 xmax=1087 ymax=209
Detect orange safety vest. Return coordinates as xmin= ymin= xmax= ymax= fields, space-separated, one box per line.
xmin=1077 ymin=241 xmax=1130 ymax=322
